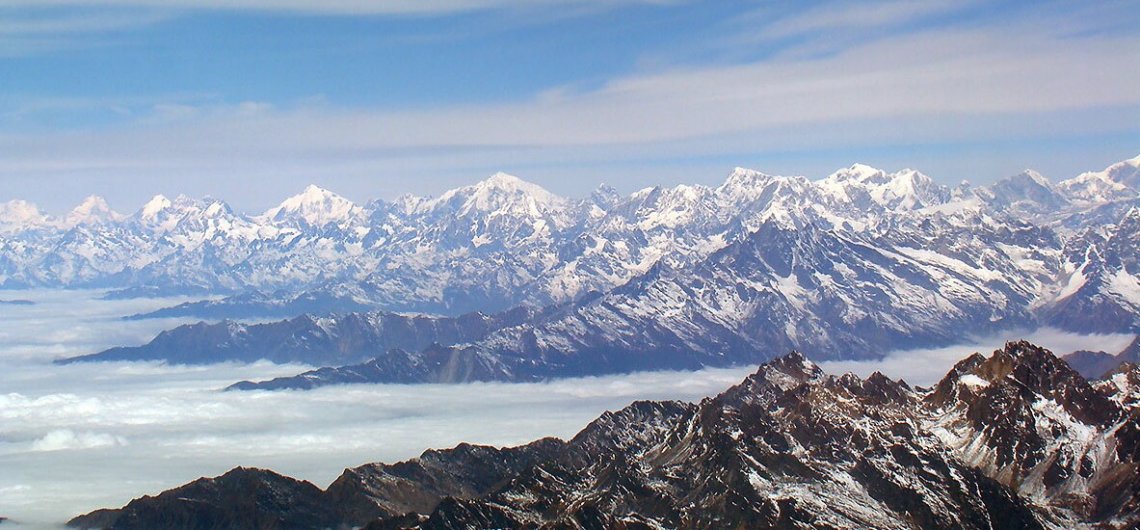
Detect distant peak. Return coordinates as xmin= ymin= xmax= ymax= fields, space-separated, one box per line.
xmin=825 ymin=163 xmax=885 ymax=183
xmin=140 ymin=194 xmax=172 ymax=217
xmin=75 ymin=195 xmax=110 ymax=208
xmin=0 ymin=199 xmax=49 ymax=231
xmin=592 ymin=182 xmax=618 ymax=194
xmin=1015 ymin=169 xmax=1051 ymax=186
xmin=301 ymin=183 xmax=333 ymax=195
xmin=849 ymin=162 xmax=884 ymax=175
xmin=760 ymin=351 xmax=824 ymax=380
xmin=0 ymin=198 xmax=43 ymax=216
xmin=65 ymin=195 xmax=123 ymax=226
xmin=729 ymin=166 xmax=765 ymax=178
xmin=724 ymin=166 xmax=776 ymax=185
xmin=483 ymin=172 xmax=525 ymax=186
xmin=266 ymin=184 xmax=358 ymax=226
xmin=439 ymin=171 xmax=566 ymax=210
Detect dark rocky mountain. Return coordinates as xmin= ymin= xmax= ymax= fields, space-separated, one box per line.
xmin=61 ymin=306 xmax=537 ymax=366
xmin=1064 ymin=335 xmax=1140 ymax=379
xmin=123 ymin=288 xmax=375 ymax=320
xmin=71 ymin=343 xmax=1140 ymax=529
xmin=67 ymin=467 xmax=337 ymax=530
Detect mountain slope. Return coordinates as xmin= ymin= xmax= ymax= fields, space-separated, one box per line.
xmin=71 ymin=342 xmax=1140 ymax=530
xmin=61 ymin=306 xmax=537 ymax=366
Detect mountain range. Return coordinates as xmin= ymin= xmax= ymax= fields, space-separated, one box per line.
xmin=47 ymin=155 xmax=1140 ymax=386
xmin=67 ymin=342 xmax=1140 ymax=530
xmin=4 ymin=157 xmax=1139 ymax=322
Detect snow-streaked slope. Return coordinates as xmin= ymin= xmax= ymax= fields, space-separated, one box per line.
xmin=261 ymin=184 xmax=363 ymax=229
xmin=1 ymin=157 xmax=1139 ymax=336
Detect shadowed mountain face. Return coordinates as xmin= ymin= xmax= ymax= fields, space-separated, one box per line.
xmin=1063 ymin=335 xmax=1140 ymax=380
xmin=59 ymin=306 xmax=538 ymax=366
xmin=71 ymin=342 xmax=1140 ymax=530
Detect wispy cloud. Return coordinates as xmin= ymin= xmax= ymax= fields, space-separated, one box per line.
xmin=0 ymin=10 xmax=170 ymax=36
xmin=1 ymin=2 xmax=1137 ymax=211
xmin=3 ymin=6 xmax=1138 ymax=209
xmin=737 ymin=0 xmax=969 ymax=42
xmin=0 ymin=0 xmax=673 ymax=16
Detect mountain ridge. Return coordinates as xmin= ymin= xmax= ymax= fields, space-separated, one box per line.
xmin=68 ymin=342 xmax=1140 ymax=530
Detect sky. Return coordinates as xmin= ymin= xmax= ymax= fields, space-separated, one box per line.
xmin=1 ymin=0 xmax=1139 ymax=214
xmin=1 ymin=288 xmax=1133 ymax=527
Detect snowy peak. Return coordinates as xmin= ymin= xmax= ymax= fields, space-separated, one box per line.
xmin=1057 ymin=155 xmax=1140 ymax=206
xmin=930 ymin=341 xmax=1117 ymax=426
xmin=818 ymin=164 xmax=948 ymax=211
xmin=716 ymin=166 xmax=784 ymax=200
xmin=138 ymin=194 xmax=172 ymax=219
xmin=587 ymin=183 xmax=621 ymax=211
xmin=721 ymin=166 xmax=774 ymax=187
xmin=63 ymin=195 xmax=123 ymax=228
xmin=469 ymin=172 xmax=564 ymax=207
xmin=0 ymin=199 xmax=50 ymax=233
xmin=1104 ymin=154 xmax=1140 ymax=188
xmin=430 ymin=172 xmax=568 ymax=219
xmin=976 ymin=169 xmax=1068 ymax=216
xmin=264 ymin=184 xmax=360 ymax=228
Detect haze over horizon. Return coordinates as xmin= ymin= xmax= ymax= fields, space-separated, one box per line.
xmin=2 ymin=0 xmax=1139 ymax=213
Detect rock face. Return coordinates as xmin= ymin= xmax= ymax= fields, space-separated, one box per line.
xmin=70 ymin=342 xmax=1140 ymax=529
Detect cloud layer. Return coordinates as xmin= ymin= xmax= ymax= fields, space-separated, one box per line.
xmin=1 ymin=290 xmax=1133 ymax=527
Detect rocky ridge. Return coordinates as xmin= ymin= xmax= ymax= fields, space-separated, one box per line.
xmin=70 ymin=342 xmax=1140 ymax=529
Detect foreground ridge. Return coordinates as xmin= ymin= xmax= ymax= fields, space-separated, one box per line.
xmin=69 ymin=341 xmax=1140 ymax=529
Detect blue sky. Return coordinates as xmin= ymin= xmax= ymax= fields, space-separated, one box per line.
xmin=1 ymin=0 xmax=1139 ymax=213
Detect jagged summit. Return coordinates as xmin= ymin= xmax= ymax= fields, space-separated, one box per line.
xmin=452 ymin=171 xmax=565 ymax=209
xmin=137 ymin=194 xmax=171 ymax=218
xmin=72 ymin=342 xmax=1140 ymax=530
xmin=817 ymin=163 xmax=948 ymax=210
xmin=1 ymin=155 xmax=1139 ymax=328
xmin=263 ymin=184 xmax=360 ymax=228
xmin=1020 ymin=168 xmax=1051 ymax=185
xmin=64 ymin=195 xmax=123 ymax=227
xmin=1057 ymin=156 xmax=1140 ymax=205
xmin=411 ymin=172 xmax=570 ymax=224
xmin=0 ymin=199 xmax=49 ymax=232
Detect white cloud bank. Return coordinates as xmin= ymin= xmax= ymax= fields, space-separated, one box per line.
xmin=0 ymin=291 xmax=1134 ymax=528
xmin=29 ymin=429 xmax=128 ymax=452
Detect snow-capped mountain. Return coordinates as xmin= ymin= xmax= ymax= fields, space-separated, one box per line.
xmin=63 ymin=196 xmax=124 ymax=228
xmin=1057 ymin=155 xmax=1140 ymax=207
xmin=0 ymin=199 xmax=51 ymax=234
xmin=818 ymin=163 xmax=950 ymax=211
xmin=4 ymin=156 xmax=1140 ymax=341
xmin=974 ymin=170 xmax=1071 ymax=219
xmin=261 ymin=184 xmax=364 ymax=230
xmin=28 ymin=154 xmax=1140 ymax=380
xmin=69 ymin=342 xmax=1140 ymax=529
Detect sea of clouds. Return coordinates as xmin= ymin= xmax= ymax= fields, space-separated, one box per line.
xmin=0 ymin=290 xmax=1132 ymax=528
